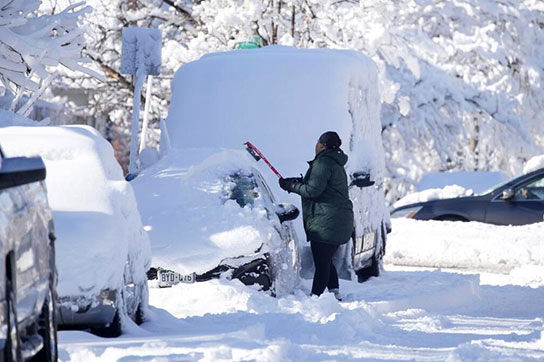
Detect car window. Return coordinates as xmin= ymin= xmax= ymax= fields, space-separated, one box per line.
xmin=482 ymin=177 xmax=514 ymax=195
xmin=514 ymin=176 xmax=544 ymax=201
xmin=224 ymin=171 xmax=259 ymax=207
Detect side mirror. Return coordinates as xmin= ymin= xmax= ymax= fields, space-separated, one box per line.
xmin=275 ymin=203 xmax=300 ymax=223
xmin=0 ymin=157 xmax=46 ymax=190
xmin=501 ymin=188 xmax=514 ymax=200
xmin=350 ymin=171 xmax=375 ymax=188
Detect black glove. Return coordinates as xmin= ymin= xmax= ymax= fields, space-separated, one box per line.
xmin=279 ymin=177 xmax=301 ymax=192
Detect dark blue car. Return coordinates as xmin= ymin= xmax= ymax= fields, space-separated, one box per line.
xmin=391 ymin=168 xmax=544 ymax=225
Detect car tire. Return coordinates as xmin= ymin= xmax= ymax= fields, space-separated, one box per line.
xmin=135 ymin=303 xmax=144 ymax=325
xmin=356 ymin=254 xmax=380 ymax=282
xmin=91 ymin=309 xmax=122 ymax=338
xmin=4 ymin=275 xmax=22 ymax=362
xmin=31 ymin=283 xmax=57 ymax=362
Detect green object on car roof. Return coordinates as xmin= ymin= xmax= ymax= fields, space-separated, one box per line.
xmin=235 ymin=35 xmax=264 ymax=49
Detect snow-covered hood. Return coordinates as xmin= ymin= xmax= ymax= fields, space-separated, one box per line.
xmin=132 ymin=148 xmax=286 ymax=275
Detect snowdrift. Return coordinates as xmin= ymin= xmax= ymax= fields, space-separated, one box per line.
xmin=386 ymin=218 xmax=544 ymax=277
xmin=0 ymin=125 xmax=151 ymax=299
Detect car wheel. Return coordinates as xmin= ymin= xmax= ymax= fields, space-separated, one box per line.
xmin=135 ymin=303 xmax=144 ymax=325
xmin=91 ymin=309 xmax=122 ymax=338
xmin=356 ymin=253 xmax=381 ymax=283
xmin=232 ymin=257 xmax=272 ymax=291
xmin=4 ymin=275 xmax=22 ymax=362
xmin=31 ymin=283 xmax=57 ymax=362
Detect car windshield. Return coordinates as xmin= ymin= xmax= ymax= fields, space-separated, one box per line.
xmin=480 ymin=176 xmax=515 ymax=195
xmin=223 ymin=171 xmax=259 ymax=207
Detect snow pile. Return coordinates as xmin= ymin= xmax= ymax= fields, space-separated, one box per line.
xmin=418 ymin=171 xmax=507 ymax=194
xmin=0 ymin=125 xmax=151 ymax=299
xmin=385 ymin=218 xmax=544 ymax=274
xmin=132 ymin=148 xmax=298 ymax=294
xmin=524 ymin=154 xmax=544 ymax=174
xmin=394 ymin=185 xmax=474 ymax=208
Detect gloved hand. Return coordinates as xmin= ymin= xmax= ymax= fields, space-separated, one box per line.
xmin=278 ymin=177 xmax=301 ymax=193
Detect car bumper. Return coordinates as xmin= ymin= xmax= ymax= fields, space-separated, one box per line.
xmin=57 ymin=289 xmax=117 ymax=329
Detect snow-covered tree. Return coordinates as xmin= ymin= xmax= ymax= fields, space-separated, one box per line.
xmin=0 ymin=0 xmax=100 ymax=117
xmin=40 ymin=0 xmax=544 ymax=202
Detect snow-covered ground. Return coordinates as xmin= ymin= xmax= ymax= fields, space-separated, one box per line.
xmin=57 ymin=219 xmax=544 ymax=361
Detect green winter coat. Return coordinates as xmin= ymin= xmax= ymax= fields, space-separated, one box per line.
xmin=289 ymin=148 xmax=354 ymax=245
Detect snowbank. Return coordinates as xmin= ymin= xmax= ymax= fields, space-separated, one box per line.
xmin=393 ymin=185 xmax=473 ymax=208
xmin=0 ymin=125 xmax=151 ymax=299
xmin=385 ymin=218 xmax=544 ymax=275
xmin=524 ymin=154 xmax=544 ymax=174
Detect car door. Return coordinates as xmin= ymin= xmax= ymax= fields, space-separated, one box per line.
xmin=485 ymin=174 xmax=544 ymax=225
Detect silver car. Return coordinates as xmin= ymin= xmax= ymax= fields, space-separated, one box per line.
xmin=0 ymin=148 xmax=57 ymax=361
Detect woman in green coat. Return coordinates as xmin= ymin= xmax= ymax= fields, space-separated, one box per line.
xmin=279 ymin=131 xmax=354 ymax=298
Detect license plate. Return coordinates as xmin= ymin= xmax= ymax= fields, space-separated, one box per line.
xmin=158 ymin=269 xmax=196 ymax=288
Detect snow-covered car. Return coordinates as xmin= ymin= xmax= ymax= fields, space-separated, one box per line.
xmin=0 ymin=147 xmax=57 ymax=360
xmin=391 ymin=167 xmax=544 ymax=225
xmin=132 ymin=149 xmax=299 ymax=295
xmin=0 ymin=126 xmax=151 ymax=337
xmin=161 ymin=46 xmax=390 ymax=282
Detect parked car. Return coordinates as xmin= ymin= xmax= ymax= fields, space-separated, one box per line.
xmin=0 ymin=146 xmax=57 ymax=361
xmin=133 ymin=149 xmax=300 ymax=295
xmin=391 ymin=167 xmax=544 ymax=225
xmin=0 ymin=126 xmax=151 ymax=337
xmin=160 ymin=46 xmax=390 ymax=282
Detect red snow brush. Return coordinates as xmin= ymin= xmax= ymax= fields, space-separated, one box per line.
xmin=244 ymin=141 xmax=283 ymax=178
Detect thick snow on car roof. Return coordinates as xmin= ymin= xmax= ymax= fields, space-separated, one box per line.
xmin=0 ymin=125 xmax=151 ymax=299
xmin=164 ymin=46 xmax=384 ymax=181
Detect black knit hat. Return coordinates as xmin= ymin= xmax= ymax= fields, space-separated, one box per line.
xmin=318 ymin=131 xmax=342 ymax=149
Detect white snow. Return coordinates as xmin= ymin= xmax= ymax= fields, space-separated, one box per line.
xmin=524 ymin=154 xmax=544 ymax=174
xmin=394 ymin=184 xmax=474 ymax=208
xmin=165 ymin=46 xmax=383 ymax=186
xmin=57 ymin=262 xmax=544 ymax=360
xmin=418 ymin=171 xmax=508 ymax=193
xmin=0 ymin=125 xmax=151 ymax=300
xmin=385 ymin=219 xmax=544 ymax=280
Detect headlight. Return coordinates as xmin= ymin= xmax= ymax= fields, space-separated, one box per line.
xmin=391 ymin=206 xmax=423 ymax=219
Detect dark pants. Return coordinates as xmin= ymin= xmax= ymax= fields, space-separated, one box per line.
xmin=310 ymin=240 xmax=339 ymax=296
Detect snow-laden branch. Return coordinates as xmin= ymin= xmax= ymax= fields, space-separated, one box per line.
xmin=0 ymin=0 xmax=104 ymax=113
